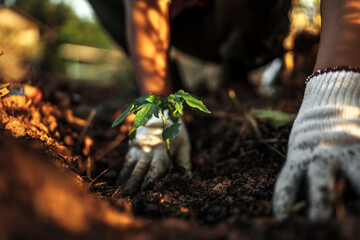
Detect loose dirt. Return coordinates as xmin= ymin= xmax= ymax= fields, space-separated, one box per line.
xmin=1 ymin=79 xmax=360 ymax=239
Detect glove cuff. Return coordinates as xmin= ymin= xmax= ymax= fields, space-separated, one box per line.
xmin=289 ymin=69 xmax=360 ymax=150
xmin=303 ymin=68 xmax=360 ymax=109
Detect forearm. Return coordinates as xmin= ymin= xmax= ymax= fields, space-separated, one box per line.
xmin=315 ymin=0 xmax=360 ymax=70
xmin=124 ymin=0 xmax=172 ymax=97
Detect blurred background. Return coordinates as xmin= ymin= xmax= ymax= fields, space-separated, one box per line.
xmin=0 ymin=0 xmax=133 ymax=90
xmin=0 ymin=0 xmax=320 ymax=98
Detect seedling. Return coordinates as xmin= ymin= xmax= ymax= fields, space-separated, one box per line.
xmin=112 ymin=90 xmax=210 ymax=155
xmin=253 ymin=109 xmax=296 ymax=128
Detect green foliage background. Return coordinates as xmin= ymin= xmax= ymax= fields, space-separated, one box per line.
xmin=10 ymin=0 xmax=114 ymax=73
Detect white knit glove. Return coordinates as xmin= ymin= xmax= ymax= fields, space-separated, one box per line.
xmin=117 ymin=112 xmax=191 ymax=195
xmin=273 ymin=68 xmax=360 ymax=221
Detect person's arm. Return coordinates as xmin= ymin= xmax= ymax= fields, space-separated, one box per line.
xmin=117 ymin=0 xmax=191 ymax=195
xmin=124 ymin=0 xmax=172 ymax=97
xmin=273 ymin=0 xmax=360 ymax=221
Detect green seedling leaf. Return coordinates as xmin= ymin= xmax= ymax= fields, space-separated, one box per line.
xmin=111 ymin=93 xmax=156 ymax=128
xmin=162 ymin=122 xmax=182 ymax=141
xmin=133 ymin=102 xmax=159 ymax=129
xmin=254 ymin=109 xmax=296 ymax=128
xmin=145 ymin=95 xmax=160 ymax=118
xmin=175 ymin=90 xmax=210 ymax=114
xmin=133 ymin=105 xmax=143 ymax=115
xmin=169 ymin=112 xmax=181 ymax=124
xmin=129 ymin=128 xmax=137 ymax=140
xmin=167 ymin=94 xmax=183 ymax=115
xmin=134 ymin=93 xmax=151 ymax=105
xmin=112 ymin=90 xmax=210 ymax=146
xmin=112 ymin=103 xmax=135 ymax=128
xmin=146 ymin=94 xmax=161 ymax=104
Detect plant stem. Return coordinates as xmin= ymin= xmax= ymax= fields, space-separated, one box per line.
xmin=159 ymin=112 xmax=171 ymax=158
xmin=169 ymin=109 xmax=178 ymax=118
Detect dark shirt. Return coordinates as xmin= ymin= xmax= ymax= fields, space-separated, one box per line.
xmin=170 ymin=0 xmax=208 ymax=20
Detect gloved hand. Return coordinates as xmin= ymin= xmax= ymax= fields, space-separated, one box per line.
xmin=273 ymin=68 xmax=360 ymax=221
xmin=117 ymin=112 xmax=191 ymax=195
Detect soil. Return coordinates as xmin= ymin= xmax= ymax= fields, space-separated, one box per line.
xmin=1 ymin=76 xmax=360 ymax=240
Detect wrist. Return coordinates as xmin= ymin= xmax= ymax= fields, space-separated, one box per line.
xmin=137 ymin=71 xmax=172 ymax=97
xmin=139 ymin=86 xmax=172 ymax=98
xmin=303 ymin=68 xmax=360 ymax=109
xmin=290 ymin=69 xmax=360 ymax=149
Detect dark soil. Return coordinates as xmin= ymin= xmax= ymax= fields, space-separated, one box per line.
xmin=1 ymin=77 xmax=360 ymax=240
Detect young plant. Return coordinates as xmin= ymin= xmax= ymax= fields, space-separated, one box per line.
xmin=112 ymin=90 xmax=210 ymax=155
xmin=253 ymin=109 xmax=296 ymax=128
